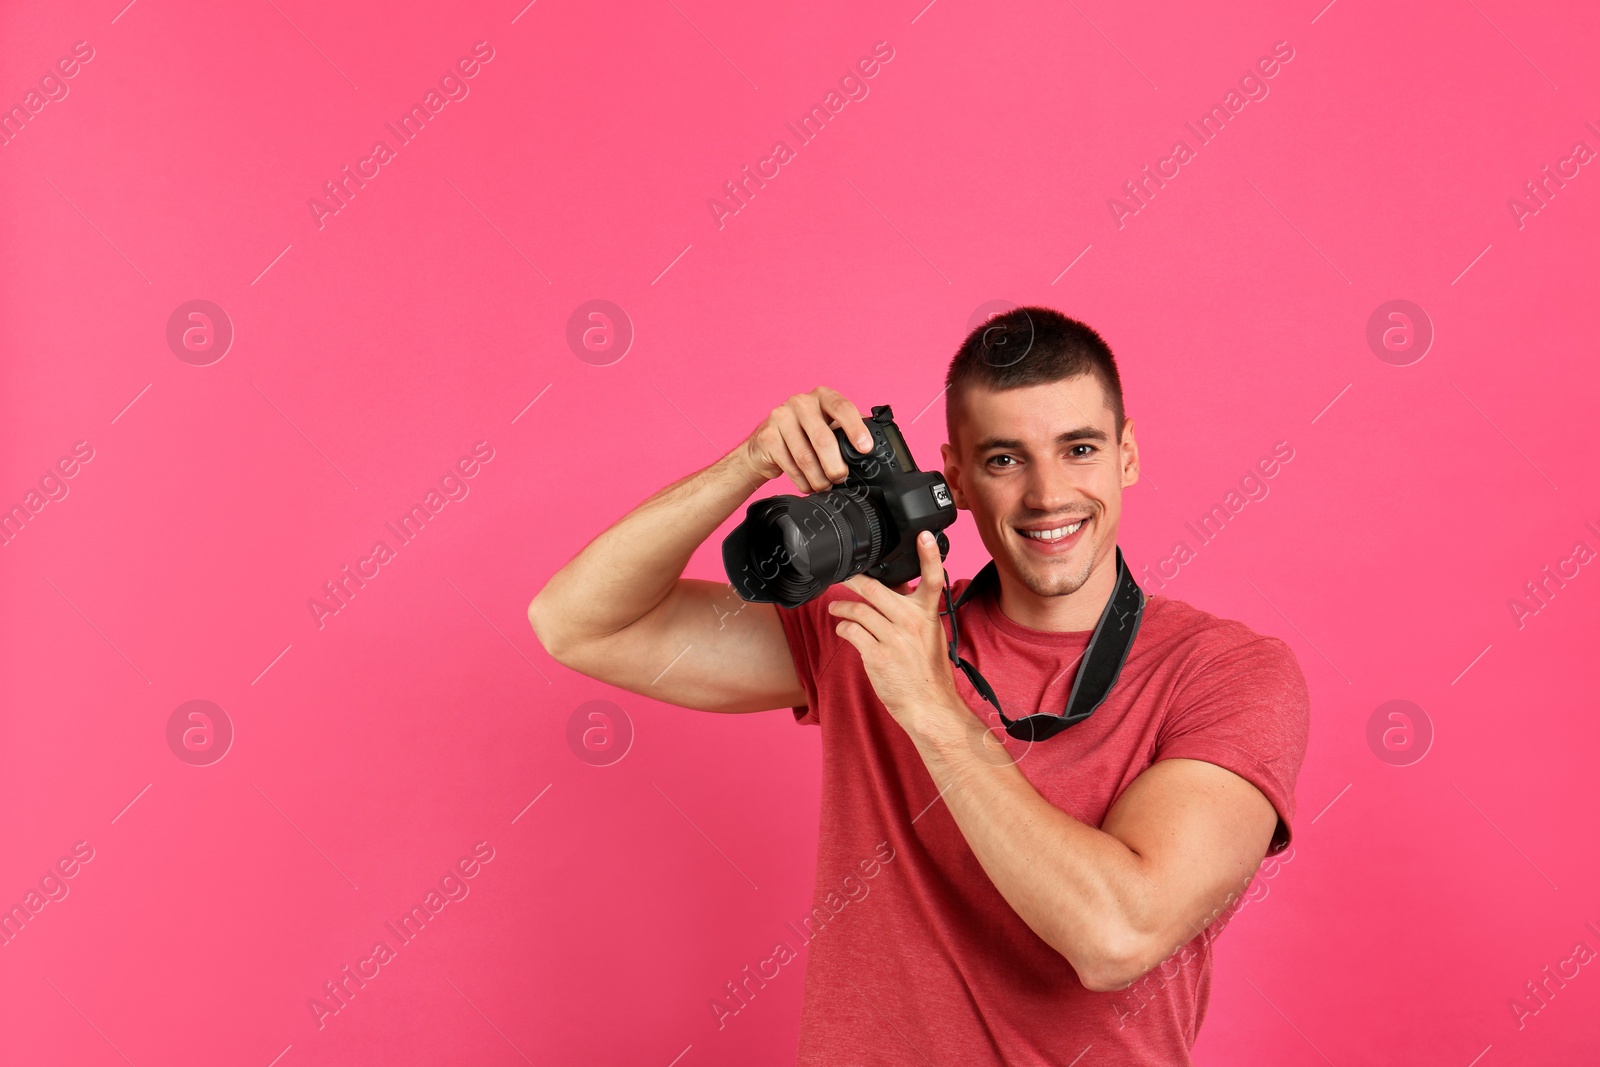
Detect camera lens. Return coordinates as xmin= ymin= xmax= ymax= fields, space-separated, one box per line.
xmin=777 ymin=513 xmax=809 ymax=570
xmin=723 ymin=486 xmax=887 ymax=606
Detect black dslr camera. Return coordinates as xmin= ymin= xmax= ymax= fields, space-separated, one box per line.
xmin=722 ymin=404 xmax=957 ymax=608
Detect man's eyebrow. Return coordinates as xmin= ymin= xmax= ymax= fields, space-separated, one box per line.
xmin=972 ymin=427 xmax=1110 ymax=452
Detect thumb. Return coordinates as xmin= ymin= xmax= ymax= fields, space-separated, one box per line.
xmin=913 ymin=530 xmax=946 ymax=607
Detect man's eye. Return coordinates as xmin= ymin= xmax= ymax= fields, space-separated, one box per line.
xmin=988 ymin=455 xmax=1015 ymax=468
xmin=1070 ymin=444 xmax=1096 ymax=457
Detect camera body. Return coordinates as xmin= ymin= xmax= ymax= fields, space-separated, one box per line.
xmin=723 ymin=404 xmax=957 ymax=606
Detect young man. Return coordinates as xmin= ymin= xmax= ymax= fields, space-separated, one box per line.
xmin=527 ymin=306 xmax=1310 ymax=1064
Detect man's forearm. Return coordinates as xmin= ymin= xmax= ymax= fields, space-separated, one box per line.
xmin=529 ymin=446 xmax=765 ymax=650
xmin=904 ymin=702 xmax=1162 ymax=992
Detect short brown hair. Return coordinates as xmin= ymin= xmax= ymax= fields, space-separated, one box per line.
xmin=944 ymin=306 xmax=1126 ymax=449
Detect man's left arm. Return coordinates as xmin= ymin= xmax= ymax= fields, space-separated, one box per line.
xmin=906 ymin=731 xmax=1277 ymax=992
xmin=829 ymin=531 xmax=1292 ymax=993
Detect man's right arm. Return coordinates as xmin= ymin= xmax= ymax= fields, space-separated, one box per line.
xmin=526 ymin=388 xmax=876 ymax=715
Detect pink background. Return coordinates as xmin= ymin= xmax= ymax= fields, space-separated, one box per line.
xmin=2 ymin=0 xmax=1598 ymax=1064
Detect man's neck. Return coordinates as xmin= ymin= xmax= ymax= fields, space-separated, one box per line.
xmin=993 ymin=550 xmax=1120 ymax=633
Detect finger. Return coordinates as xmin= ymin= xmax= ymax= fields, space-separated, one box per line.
xmin=829 ymin=600 xmax=889 ymax=644
xmin=913 ymin=530 xmax=947 ymax=608
xmin=833 ymin=617 xmax=883 ymax=662
xmin=842 ymin=571 xmax=909 ymax=624
xmin=796 ymin=394 xmax=851 ymax=484
xmin=814 ymin=387 xmax=874 ymax=454
xmin=766 ymin=432 xmax=809 ymax=494
xmin=773 ymin=407 xmax=833 ymax=492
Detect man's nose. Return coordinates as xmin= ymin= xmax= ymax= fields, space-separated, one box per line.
xmin=1022 ymin=461 xmax=1078 ymax=515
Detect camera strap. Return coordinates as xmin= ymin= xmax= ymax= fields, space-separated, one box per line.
xmin=939 ymin=546 xmax=1146 ymax=742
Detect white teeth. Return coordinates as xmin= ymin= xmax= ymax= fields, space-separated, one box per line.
xmin=1020 ymin=520 xmax=1084 ymax=542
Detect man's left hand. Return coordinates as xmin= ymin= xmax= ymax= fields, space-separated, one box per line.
xmin=829 ymin=530 xmax=970 ymax=738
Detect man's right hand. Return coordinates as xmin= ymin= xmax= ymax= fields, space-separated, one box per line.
xmin=741 ymin=386 xmax=877 ymax=494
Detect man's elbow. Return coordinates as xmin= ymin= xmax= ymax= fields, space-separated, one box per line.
xmin=1076 ymin=958 xmax=1135 ymax=994
xmin=1079 ymin=957 xmax=1149 ymax=994
xmin=526 ymin=594 xmax=570 ymax=664
xmin=1071 ymin=928 xmax=1156 ymax=994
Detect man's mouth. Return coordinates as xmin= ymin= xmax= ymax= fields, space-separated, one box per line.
xmin=1014 ymin=515 xmax=1091 ymax=550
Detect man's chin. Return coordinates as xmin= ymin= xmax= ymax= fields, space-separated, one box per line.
xmin=1008 ymin=549 xmax=1095 ymax=598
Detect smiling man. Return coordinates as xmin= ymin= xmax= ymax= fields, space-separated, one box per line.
xmin=527 ymin=306 xmax=1311 ymax=1064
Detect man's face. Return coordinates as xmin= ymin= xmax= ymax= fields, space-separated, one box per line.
xmin=939 ymin=375 xmax=1139 ymax=602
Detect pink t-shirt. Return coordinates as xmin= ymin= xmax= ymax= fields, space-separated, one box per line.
xmin=776 ymin=566 xmax=1311 ymax=1065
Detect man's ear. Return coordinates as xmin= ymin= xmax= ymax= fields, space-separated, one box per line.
xmin=1119 ymin=417 xmax=1140 ymax=489
xmin=939 ymin=442 xmax=969 ymax=509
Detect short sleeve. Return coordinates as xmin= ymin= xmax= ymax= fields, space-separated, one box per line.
xmin=1153 ymin=633 xmax=1311 ymax=856
xmin=775 ymin=589 xmax=836 ymax=726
